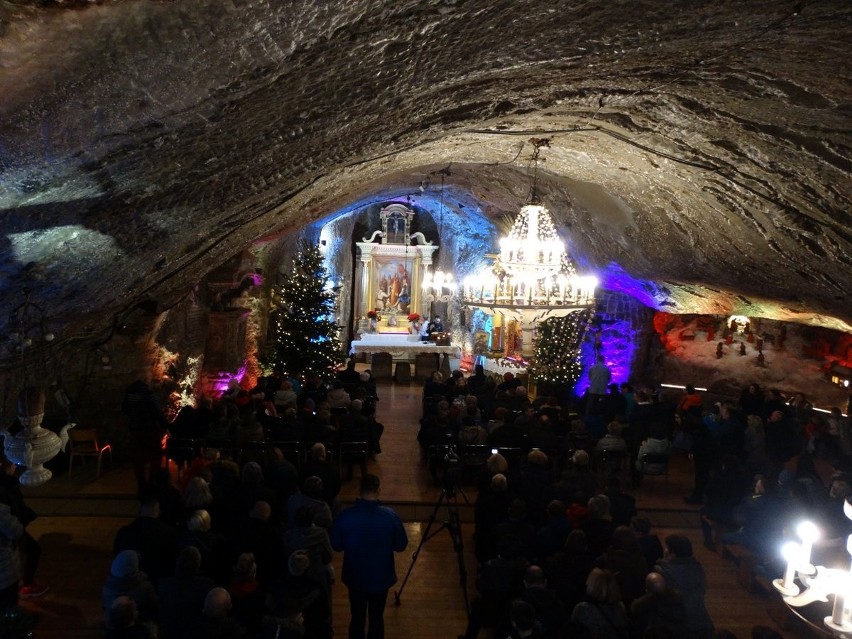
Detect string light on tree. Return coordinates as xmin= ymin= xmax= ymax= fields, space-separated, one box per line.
xmin=530 ymin=309 xmax=594 ymax=388
xmin=262 ymin=243 xmax=344 ymax=382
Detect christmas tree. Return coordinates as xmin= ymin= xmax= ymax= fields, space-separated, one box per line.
xmin=263 ymin=243 xmax=344 ymax=382
xmin=530 ymin=309 xmax=593 ymax=393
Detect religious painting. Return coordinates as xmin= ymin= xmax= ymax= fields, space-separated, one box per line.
xmin=374 ymin=258 xmax=412 ymax=314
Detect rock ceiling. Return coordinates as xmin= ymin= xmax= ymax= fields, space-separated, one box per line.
xmin=0 ymin=0 xmax=850 ymax=356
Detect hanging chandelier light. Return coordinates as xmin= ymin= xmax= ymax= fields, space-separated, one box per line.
xmin=422 ymin=269 xmax=455 ymax=303
xmin=422 ymin=168 xmax=456 ymax=304
xmin=461 ymin=139 xmax=597 ymax=313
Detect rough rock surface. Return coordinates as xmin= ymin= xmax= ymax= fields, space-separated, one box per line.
xmin=1 ymin=0 xmax=850 ymax=359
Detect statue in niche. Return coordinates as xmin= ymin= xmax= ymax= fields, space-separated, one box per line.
xmin=473 ymin=330 xmax=489 ymax=355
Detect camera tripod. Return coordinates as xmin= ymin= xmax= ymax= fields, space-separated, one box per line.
xmin=394 ymin=485 xmax=470 ymax=617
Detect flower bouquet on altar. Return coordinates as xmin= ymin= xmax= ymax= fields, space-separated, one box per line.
xmin=407 ymin=313 xmax=421 ymax=334
xmin=366 ymin=309 xmax=380 ymax=333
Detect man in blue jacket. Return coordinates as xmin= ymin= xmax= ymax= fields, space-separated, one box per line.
xmin=331 ymin=473 xmax=408 ymax=639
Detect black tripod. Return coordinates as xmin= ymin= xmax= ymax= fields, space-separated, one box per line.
xmin=394 ymin=486 xmax=470 ymax=617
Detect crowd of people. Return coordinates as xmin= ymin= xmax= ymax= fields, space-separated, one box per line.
xmin=415 ymin=363 xmax=851 ymax=638
xmin=2 ymin=353 xmax=850 ymax=638
xmin=101 ymin=465 xmax=406 ymax=639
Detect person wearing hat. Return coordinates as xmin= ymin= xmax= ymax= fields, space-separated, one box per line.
xmin=331 ymin=474 xmax=408 ymax=639
xmin=102 ymin=550 xmax=158 ymax=624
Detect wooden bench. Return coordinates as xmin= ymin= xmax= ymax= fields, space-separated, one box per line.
xmin=722 ymin=542 xmax=759 ymax=591
xmin=701 ymin=514 xmax=734 ymax=556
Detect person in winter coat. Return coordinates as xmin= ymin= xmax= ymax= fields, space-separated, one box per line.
xmin=330 ymin=474 xmax=407 ymax=639
xmin=0 ymin=498 xmax=23 ymax=610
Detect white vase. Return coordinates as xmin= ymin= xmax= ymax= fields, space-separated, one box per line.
xmin=1 ymin=414 xmax=66 ymax=486
xmin=1 ymin=387 xmax=73 ymax=487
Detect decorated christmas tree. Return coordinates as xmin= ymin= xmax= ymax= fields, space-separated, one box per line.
xmin=263 ymin=243 xmax=344 ymax=382
xmin=530 ymin=309 xmax=593 ymax=394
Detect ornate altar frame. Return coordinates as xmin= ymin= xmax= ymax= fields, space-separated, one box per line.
xmin=354 ymin=203 xmax=438 ymax=331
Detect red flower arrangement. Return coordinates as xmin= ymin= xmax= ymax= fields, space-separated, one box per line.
xmin=407 ymin=313 xmax=421 ymax=322
xmin=367 ymin=310 xmax=379 ymax=319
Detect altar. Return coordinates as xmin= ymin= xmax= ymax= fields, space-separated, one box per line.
xmin=349 ymin=333 xmax=461 ymax=358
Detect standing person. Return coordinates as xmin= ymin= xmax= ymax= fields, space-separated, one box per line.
xmin=0 ymin=458 xmax=48 ymax=599
xmin=677 ymin=384 xmax=703 ymax=419
xmin=122 ymin=379 xmax=169 ymax=488
xmin=653 ymin=535 xmax=715 ymax=639
xmin=0 ymin=493 xmax=23 ymax=611
xmin=586 ymin=355 xmax=611 ymax=416
xmin=330 ymin=474 xmax=408 ymax=639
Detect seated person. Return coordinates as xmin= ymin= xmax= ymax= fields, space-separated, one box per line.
xmin=595 ymin=421 xmax=628 ymax=455
xmin=427 ymin=315 xmax=444 ymax=338
xmin=635 ymin=423 xmax=672 ymax=477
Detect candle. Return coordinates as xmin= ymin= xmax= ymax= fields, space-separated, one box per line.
xmin=781 ymin=541 xmax=800 ymax=590
xmin=832 ymin=594 xmax=845 ymax=626
xmin=798 ymin=521 xmax=819 ymax=572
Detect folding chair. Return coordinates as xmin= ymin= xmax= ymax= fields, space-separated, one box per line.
xmin=68 ymin=428 xmax=113 ymax=477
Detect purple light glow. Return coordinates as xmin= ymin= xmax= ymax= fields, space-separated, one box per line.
xmin=574 ymin=295 xmax=645 ymax=396
xmin=599 ymin=262 xmax=662 ymax=309
xmin=210 ymin=363 xmax=248 ymax=396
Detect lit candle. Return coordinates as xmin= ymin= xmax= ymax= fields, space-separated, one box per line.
xmin=798 ymin=521 xmax=819 ymax=573
xmin=779 ymin=541 xmax=800 ymax=593
xmin=847 ymin=534 xmax=852 ymax=572
xmin=832 ymin=593 xmax=845 ymax=626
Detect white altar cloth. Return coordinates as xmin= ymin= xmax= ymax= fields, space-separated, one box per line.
xmin=350 ymin=333 xmax=461 ymax=358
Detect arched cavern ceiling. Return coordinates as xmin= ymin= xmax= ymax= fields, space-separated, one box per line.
xmin=0 ymin=0 xmax=850 ymax=365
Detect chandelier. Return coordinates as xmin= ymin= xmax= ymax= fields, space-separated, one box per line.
xmin=422 ymin=269 xmax=455 ymax=303
xmin=461 ymin=139 xmax=597 ymax=316
xmin=421 ymin=169 xmax=456 ymax=305
xmin=773 ymin=509 xmax=852 ymax=636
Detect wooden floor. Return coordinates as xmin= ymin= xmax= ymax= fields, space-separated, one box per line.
xmin=16 ymin=380 xmax=819 ymax=639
